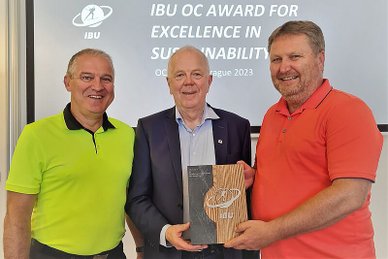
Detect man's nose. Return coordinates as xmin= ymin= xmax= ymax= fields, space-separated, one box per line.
xmin=91 ymin=77 xmax=105 ymax=90
xmin=183 ymin=74 xmax=194 ymax=84
xmin=279 ymin=60 xmax=292 ymax=73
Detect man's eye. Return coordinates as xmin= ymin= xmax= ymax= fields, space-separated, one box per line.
xmin=81 ymin=75 xmax=93 ymax=82
xmin=192 ymin=73 xmax=203 ymax=80
xmin=271 ymin=58 xmax=281 ymax=63
xmin=175 ymin=74 xmax=185 ymax=80
xmin=101 ymin=77 xmax=112 ymax=83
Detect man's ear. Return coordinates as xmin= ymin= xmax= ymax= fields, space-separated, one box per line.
xmin=318 ymin=50 xmax=325 ymax=73
xmin=206 ymin=74 xmax=213 ymax=93
xmin=166 ymin=77 xmax=173 ymax=95
xmin=64 ymin=75 xmax=71 ymax=92
xmin=208 ymin=74 xmax=213 ymax=86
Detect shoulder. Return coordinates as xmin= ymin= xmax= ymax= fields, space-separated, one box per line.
xmin=108 ymin=117 xmax=135 ymax=135
xmin=138 ymin=107 xmax=174 ymax=124
xmin=322 ymin=89 xmax=380 ymax=141
xmin=23 ymin=113 xmax=64 ymax=133
xmin=329 ymin=88 xmax=364 ymax=102
xmin=325 ymin=89 xmax=373 ymax=114
xmin=212 ymin=107 xmax=249 ymax=124
xmin=14 ymin=113 xmax=64 ymax=151
xmin=108 ymin=117 xmax=133 ymax=129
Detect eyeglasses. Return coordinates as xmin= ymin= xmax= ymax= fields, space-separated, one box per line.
xmin=74 ymin=73 xmax=113 ymax=85
xmin=174 ymin=72 xmax=205 ymax=81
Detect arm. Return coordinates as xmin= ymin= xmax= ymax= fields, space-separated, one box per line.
xmin=237 ymin=160 xmax=255 ymax=190
xmin=241 ymin=119 xmax=252 ymax=166
xmin=126 ymin=215 xmax=144 ymax=259
xmin=126 ymin=119 xmax=169 ymax=245
xmin=225 ymin=178 xmax=371 ymax=250
xmin=4 ymin=191 xmax=36 ymax=259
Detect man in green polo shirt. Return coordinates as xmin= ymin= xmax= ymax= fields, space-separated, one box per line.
xmin=4 ymin=48 xmax=135 ymax=258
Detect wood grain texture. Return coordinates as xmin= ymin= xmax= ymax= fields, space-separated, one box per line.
xmin=204 ymin=164 xmax=247 ymax=243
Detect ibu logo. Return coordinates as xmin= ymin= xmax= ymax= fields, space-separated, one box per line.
xmin=84 ymin=32 xmax=101 ymax=40
xmin=72 ymin=4 xmax=113 ymax=40
xmin=72 ymin=5 xmax=113 ymax=28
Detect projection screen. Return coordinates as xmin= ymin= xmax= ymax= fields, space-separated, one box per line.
xmin=27 ymin=0 xmax=388 ymax=132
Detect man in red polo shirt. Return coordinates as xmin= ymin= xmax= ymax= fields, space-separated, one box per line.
xmin=225 ymin=20 xmax=383 ymax=259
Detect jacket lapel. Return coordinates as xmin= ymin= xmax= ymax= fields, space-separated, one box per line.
xmin=164 ymin=108 xmax=183 ymax=194
xmin=212 ymin=115 xmax=228 ymax=165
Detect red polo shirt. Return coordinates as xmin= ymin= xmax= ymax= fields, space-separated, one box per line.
xmin=251 ymin=79 xmax=383 ymax=258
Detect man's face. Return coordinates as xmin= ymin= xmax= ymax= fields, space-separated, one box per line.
xmin=64 ymin=54 xmax=114 ymax=119
xmin=269 ymin=34 xmax=324 ymax=104
xmin=167 ymin=50 xmax=212 ymax=112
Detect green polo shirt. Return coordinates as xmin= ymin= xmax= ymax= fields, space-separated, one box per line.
xmin=6 ymin=103 xmax=135 ymax=255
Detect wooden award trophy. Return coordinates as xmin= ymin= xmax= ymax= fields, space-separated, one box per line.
xmin=187 ymin=164 xmax=247 ymax=244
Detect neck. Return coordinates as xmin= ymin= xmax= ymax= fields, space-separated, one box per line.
xmin=71 ymin=109 xmax=103 ymax=133
xmin=286 ymin=98 xmax=306 ymax=114
xmin=178 ymin=107 xmax=205 ymax=130
xmin=286 ymin=79 xmax=324 ymax=114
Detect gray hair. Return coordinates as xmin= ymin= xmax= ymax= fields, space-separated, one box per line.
xmin=66 ymin=48 xmax=114 ymax=78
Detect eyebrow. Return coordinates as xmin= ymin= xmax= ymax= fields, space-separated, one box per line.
xmin=79 ymin=72 xmax=94 ymax=76
xmin=79 ymin=72 xmax=113 ymax=78
xmin=174 ymin=69 xmax=203 ymax=73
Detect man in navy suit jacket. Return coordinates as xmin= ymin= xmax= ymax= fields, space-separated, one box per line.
xmin=126 ymin=46 xmax=256 ymax=259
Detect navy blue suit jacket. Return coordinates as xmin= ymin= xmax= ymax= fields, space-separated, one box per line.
xmin=126 ymin=105 xmax=251 ymax=259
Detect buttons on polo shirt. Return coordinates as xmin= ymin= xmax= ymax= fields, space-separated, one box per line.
xmin=282 ymin=116 xmax=292 ymax=133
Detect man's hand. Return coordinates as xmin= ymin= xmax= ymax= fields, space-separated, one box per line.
xmin=166 ymin=223 xmax=208 ymax=252
xmin=237 ymin=160 xmax=255 ymax=189
xmin=224 ymin=220 xmax=277 ymax=250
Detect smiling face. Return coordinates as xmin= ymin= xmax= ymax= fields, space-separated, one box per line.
xmin=166 ymin=48 xmax=212 ymax=114
xmin=64 ymin=54 xmax=114 ymax=122
xmin=269 ymin=34 xmax=325 ymax=110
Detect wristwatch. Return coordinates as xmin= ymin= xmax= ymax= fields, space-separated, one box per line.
xmin=136 ymin=246 xmax=144 ymax=253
